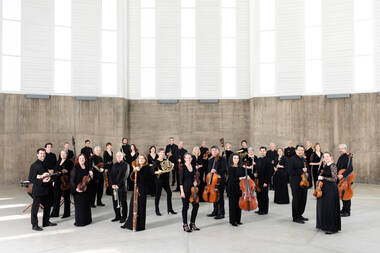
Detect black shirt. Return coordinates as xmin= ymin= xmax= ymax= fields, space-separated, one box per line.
xmin=255 ymin=156 xmax=271 ymax=186
xmin=165 ymin=144 xmax=178 ymax=164
xmin=44 ymin=152 xmax=57 ymax=171
xmin=284 ymin=147 xmax=296 ymax=158
xmin=336 ymin=153 xmax=353 ymax=178
xmin=28 ymin=160 xmax=49 ymax=197
xmin=288 ymin=155 xmax=306 ymax=181
xmin=110 ymin=161 xmax=127 ymax=190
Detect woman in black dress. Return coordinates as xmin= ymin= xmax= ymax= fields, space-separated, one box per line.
xmin=180 ymin=153 xmax=200 ymax=232
xmin=126 ymin=144 xmax=139 ymax=191
xmin=121 ymin=154 xmax=151 ymax=231
xmin=147 ymin=146 xmax=157 ymax=196
xmin=227 ymin=153 xmax=244 ymax=226
xmin=191 ymin=146 xmax=204 ymax=202
xmin=316 ymin=152 xmax=341 ymax=234
xmin=70 ymin=154 xmax=93 ymax=227
xmin=103 ymin=142 xmax=113 ymax=195
xmin=273 ymin=148 xmax=289 ymax=204
xmin=309 ymin=143 xmax=323 ymax=189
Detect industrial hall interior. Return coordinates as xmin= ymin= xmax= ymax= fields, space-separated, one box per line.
xmin=0 ymin=0 xmax=379 ymax=252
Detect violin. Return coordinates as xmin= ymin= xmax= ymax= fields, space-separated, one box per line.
xmin=338 ymin=153 xmax=355 ymax=200
xmin=60 ymin=174 xmax=70 ymax=191
xmin=40 ymin=171 xmax=61 ymax=183
xmin=92 ymin=162 xmax=104 ymax=172
xmin=203 ymin=156 xmax=221 ymax=203
xmin=300 ymin=161 xmax=310 ymax=188
xmin=313 ymin=169 xmax=324 ymax=198
xmin=255 ymin=178 xmax=261 ymax=192
xmin=190 ymin=168 xmax=201 ymax=203
xmin=239 ymin=166 xmax=258 ymax=211
xmin=77 ymin=173 xmax=91 ymax=192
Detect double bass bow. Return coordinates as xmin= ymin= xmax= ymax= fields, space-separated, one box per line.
xmin=239 ymin=166 xmax=258 ymax=211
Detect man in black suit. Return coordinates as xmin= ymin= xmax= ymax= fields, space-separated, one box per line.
xmin=255 ymin=147 xmax=271 ymax=215
xmin=28 ymin=148 xmax=57 ymax=231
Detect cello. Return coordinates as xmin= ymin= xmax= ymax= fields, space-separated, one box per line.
xmin=239 ymin=166 xmax=258 ymax=211
xmin=338 ymin=153 xmax=355 ymax=200
xmin=203 ymin=155 xmax=221 ymax=203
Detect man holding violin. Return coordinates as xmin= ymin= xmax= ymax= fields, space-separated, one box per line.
xmin=28 ymin=148 xmax=57 ymax=231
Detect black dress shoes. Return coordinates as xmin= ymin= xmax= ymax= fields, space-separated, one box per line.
xmin=207 ymin=212 xmax=217 ymax=217
xmin=293 ymin=219 xmax=305 ymax=224
xmin=97 ymin=203 xmax=105 ymax=207
xmin=231 ymin=222 xmax=238 ymax=227
xmin=61 ymin=214 xmax=70 ymax=219
xmin=300 ymin=216 xmax=309 ymax=221
xmin=43 ymin=221 xmax=57 ymax=227
xmin=111 ymin=217 xmax=121 ymax=222
xmin=237 ymin=222 xmax=243 ymax=225
xmin=156 ymin=210 xmax=162 ymax=216
xmin=91 ymin=205 xmax=96 ymax=208
xmin=120 ymin=223 xmax=128 ymax=229
xmin=120 ymin=218 xmax=126 ymax=223
xmin=341 ymin=212 xmax=350 ymax=217
xmin=168 ymin=210 xmax=177 ymax=215
xmin=32 ymin=226 xmax=43 ymax=231
xmin=214 ymin=215 xmax=225 ymax=220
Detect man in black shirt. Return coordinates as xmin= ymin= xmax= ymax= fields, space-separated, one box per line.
xmin=28 ymin=148 xmax=57 ymax=231
xmin=165 ymin=137 xmax=179 ymax=187
xmin=337 ymin=144 xmax=353 ymax=217
xmin=255 ymin=147 xmax=271 ymax=215
xmin=91 ymin=146 xmax=105 ymax=207
xmin=120 ymin=137 xmax=131 ymax=161
xmin=81 ymin=140 xmax=93 ymax=166
xmin=284 ymin=141 xmax=296 ymax=158
xmin=207 ymin=146 xmax=227 ymax=219
xmin=44 ymin=143 xmax=57 ymax=172
xmin=266 ymin=143 xmax=278 ymax=190
xmin=63 ymin=142 xmax=74 ymax=161
xmin=175 ymin=141 xmax=187 ymax=192
xmin=110 ymin=152 xmax=128 ymax=223
xmin=288 ymin=145 xmax=309 ymax=224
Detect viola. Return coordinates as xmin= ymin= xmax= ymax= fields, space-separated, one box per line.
xmin=203 ymin=156 xmax=221 ymax=203
xmin=239 ymin=166 xmax=258 ymax=211
xmin=77 ymin=173 xmax=91 ymax=192
xmin=190 ymin=168 xmax=201 ymax=203
xmin=300 ymin=161 xmax=310 ymax=188
xmin=338 ymin=153 xmax=355 ymax=201
xmin=313 ymin=169 xmax=324 ymax=198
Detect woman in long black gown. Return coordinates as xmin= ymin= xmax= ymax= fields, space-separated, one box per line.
xmin=180 ymin=153 xmax=200 ymax=232
xmin=70 ymin=154 xmax=93 ymax=227
xmin=227 ymin=153 xmax=244 ymax=226
xmin=147 ymin=146 xmax=157 ymax=196
xmin=273 ymin=148 xmax=289 ymax=204
xmin=126 ymin=144 xmax=139 ymax=191
xmin=121 ymin=154 xmax=151 ymax=231
xmin=309 ymin=143 xmax=323 ymax=189
xmin=316 ymin=152 xmax=341 ymax=234
xmin=191 ymin=146 xmax=204 ymax=202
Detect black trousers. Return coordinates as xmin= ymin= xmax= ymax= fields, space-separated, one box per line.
xmin=257 ymin=186 xmax=269 ymax=213
xmin=212 ymin=183 xmax=225 ymax=216
xmin=290 ymin=180 xmax=308 ymax=220
xmin=342 ymin=200 xmax=351 ymax=214
xmin=112 ymin=189 xmax=127 ymax=219
xmin=31 ymin=195 xmax=50 ymax=227
xmin=228 ymin=195 xmax=241 ymax=224
xmin=181 ymin=195 xmax=199 ymax=224
xmin=96 ymin=174 xmax=104 ymax=204
xmin=51 ymin=182 xmax=71 ymax=217
xmin=155 ymin=178 xmax=173 ymax=212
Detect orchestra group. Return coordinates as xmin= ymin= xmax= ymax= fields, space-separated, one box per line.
xmin=27 ymin=137 xmax=354 ymax=235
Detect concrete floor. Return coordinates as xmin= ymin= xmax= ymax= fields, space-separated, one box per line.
xmin=0 ymin=184 xmax=379 ymax=253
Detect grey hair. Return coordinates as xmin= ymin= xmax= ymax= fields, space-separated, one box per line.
xmin=60 ymin=150 xmax=68 ymax=154
xmin=248 ymin=146 xmax=254 ymax=152
xmin=94 ymin=146 xmax=101 ymax=152
xmin=339 ymin=144 xmax=347 ymax=150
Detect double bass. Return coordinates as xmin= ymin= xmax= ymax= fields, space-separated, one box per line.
xmin=338 ymin=153 xmax=355 ymax=200
xmin=239 ymin=166 xmax=258 ymax=211
xmin=203 ymin=156 xmax=221 ymax=203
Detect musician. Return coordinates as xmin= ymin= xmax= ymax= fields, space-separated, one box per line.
xmin=227 ymin=153 xmax=244 ymax=226
xmin=305 ymin=141 xmax=313 ymax=163
xmin=266 ymin=143 xmax=278 ymax=190
xmin=70 ymin=154 xmax=93 ymax=227
xmin=103 ymin=143 xmax=114 ymax=196
xmin=50 ymin=150 xmax=74 ymax=218
xmin=337 ymin=144 xmax=353 ymax=217
xmin=200 ymin=141 xmax=209 ymax=159
xmin=120 ymin=138 xmax=131 ymax=160
xmin=309 ymin=143 xmax=323 ymax=189
xmin=206 ymin=146 xmax=226 ymax=220
xmin=126 ymin=144 xmax=139 ymax=191
xmin=238 ymin=140 xmax=248 ymax=157
xmin=90 ymin=146 xmax=105 ymax=207
xmin=254 ymin=147 xmax=271 ymax=215
xmin=28 ymin=148 xmax=57 ymax=231
xmin=284 ymin=141 xmax=296 ymax=158
xmin=243 ymin=147 xmax=257 ymax=181
xmin=165 ymin=137 xmax=179 ymax=187
xmin=223 ymin=142 xmax=234 ymax=162
xmin=147 ymin=145 xmax=158 ymax=196
xmin=180 ymin=153 xmax=200 ymax=232
xmin=200 ymin=141 xmax=210 ymax=187
xmin=288 ymin=145 xmax=309 ymax=224
xmin=44 ymin=143 xmax=57 ymax=171
xmin=80 ymin=140 xmax=93 ymax=166
xmin=122 ymin=155 xmax=152 ymax=231
xmin=110 ymin=152 xmax=127 ymax=223
xmin=174 ymin=141 xmax=187 ymax=192
xmin=63 ymin=142 xmax=74 ymax=161
xmin=273 ymin=148 xmax=289 ymax=204
xmin=192 ymin=147 xmax=204 ymax=202
xmin=316 ymin=152 xmax=341 ymax=234
xmin=153 ymin=148 xmax=177 ymax=216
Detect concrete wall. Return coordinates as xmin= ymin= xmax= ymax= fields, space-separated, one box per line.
xmin=0 ymin=93 xmax=379 ymax=184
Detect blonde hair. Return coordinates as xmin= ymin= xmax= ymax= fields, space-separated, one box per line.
xmin=192 ymin=146 xmax=200 ymax=156
xmin=136 ymin=154 xmax=148 ymax=167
